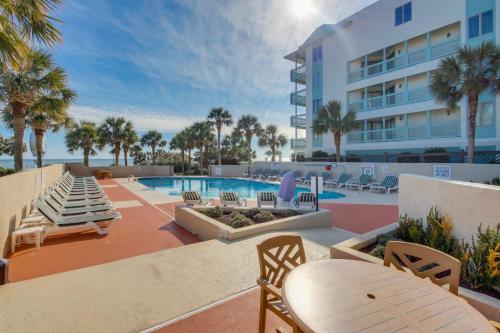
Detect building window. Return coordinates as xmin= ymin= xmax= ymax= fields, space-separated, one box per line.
xmin=395 ymin=2 xmax=411 ymax=26
xmin=482 ymin=10 xmax=493 ymax=34
xmin=312 ymin=46 xmax=322 ymax=61
xmin=469 ymin=10 xmax=494 ymax=39
xmin=313 ymin=72 xmax=322 ymax=89
xmin=478 ymin=102 xmax=494 ymax=126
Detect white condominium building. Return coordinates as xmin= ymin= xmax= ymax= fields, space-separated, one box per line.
xmin=286 ymin=0 xmax=499 ymax=160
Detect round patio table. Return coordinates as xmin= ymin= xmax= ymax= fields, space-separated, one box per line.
xmin=282 ymin=259 xmax=495 ymax=333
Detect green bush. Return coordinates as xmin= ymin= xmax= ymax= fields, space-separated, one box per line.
xmin=394 ymin=214 xmax=425 ymax=243
xmin=253 ymin=211 xmax=274 ymax=223
xmin=455 ymin=224 xmax=500 ymax=290
xmin=312 ymin=150 xmax=329 ymax=158
xmin=370 ymin=244 xmax=386 ymax=259
xmin=280 ymin=209 xmax=298 ymax=218
xmin=230 ymin=212 xmax=252 ymax=228
xmin=0 ymin=167 xmax=16 ymax=177
xmin=425 ymin=207 xmax=456 ymax=253
xmin=243 ymin=208 xmax=260 ymax=219
xmin=204 ymin=206 xmax=223 ymax=218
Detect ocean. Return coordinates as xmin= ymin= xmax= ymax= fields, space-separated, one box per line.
xmin=0 ymin=159 xmax=131 ymax=169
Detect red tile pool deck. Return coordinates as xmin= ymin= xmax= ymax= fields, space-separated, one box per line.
xmin=6 ymin=180 xmax=397 ymax=284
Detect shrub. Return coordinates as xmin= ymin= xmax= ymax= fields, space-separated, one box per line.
xmin=243 ymin=208 xmax=260 ymax=219
xmin=204 ymin=206 xmax=223 ymax=218
xmin=425 ymin=207 xmax=456 ymax=253
xmin=0 ymin=167 xmax=15 ymax=177
xmin=312 ymin=150 xmax=329 ymax=158
xmin=370 ymin=244 xmax=386 ymax=259
xmin=280 ymin=209 xmax=298 ymax=218
xmin=484 ymin=176 xmax=500 ymax=186
xmin=394 ymin=214 xmax=425 ymax=243
xmin=230 ymin=212 xmax=252 ymax=228
xmin=455 ymin=224 xmax=500 ymax=290
xmin=253 ymin=211 xmax=274 ymax=223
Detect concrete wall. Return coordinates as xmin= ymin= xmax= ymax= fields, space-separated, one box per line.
xmin=250 ymin=161 xmax=500 ymax=183
xmin=399 ymin=174 xmax=500 ymax=240
xmin=0 ymin=164 xmax=65 ymax=256
xmin=66 ymin=163 xmax=174 ymax=178
xmin=209 ymin=165 xmax=247 ymax=178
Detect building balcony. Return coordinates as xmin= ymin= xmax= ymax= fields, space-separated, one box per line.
xmin=347 ymin=121 xmax=460 ymax=144
xmin=290 ymin=113 xmax=307 ymax=129
xmin=291 ymin=138 xmax=307 ymax=150
xmin=290 ymin=89 xmax=306 ymax=107
xmin=348 ymin=33 xmax=460 ymax=83
xmin=290 ymin=65 xmax=306 ymax=84
xmin=348 ymin=85 xmax=433 ymax=113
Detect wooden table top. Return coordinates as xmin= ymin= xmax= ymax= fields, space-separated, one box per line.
xmin=282 ymin=259 xmax=495 ymax=333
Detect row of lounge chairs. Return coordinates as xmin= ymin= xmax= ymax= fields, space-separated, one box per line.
xmin=12 ymin=172 xmax=121 ymax=252
xmin=246 ymin=168 xmax=398 ymax=194
xmin=182 ymin=191 xmax=317 ymax=210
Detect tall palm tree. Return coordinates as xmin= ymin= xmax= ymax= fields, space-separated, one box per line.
xmin=430 ymin=42 xmax=500 ymax=163
xmin=184 ymin=126 xmax=196 ymax=173
xmin=0 ymin=49 xmax=74 ymax=171
xmin=221 ymin=129 xmax=246 ymax=163
xmin=191 ymin=121 xmax=213 ymax=174
xmin=65 ymin=121 xmax=99 ymax=167
xmin=98 ymin=116 xmax=127 ymax=166
xmin=258 ymin=125 xmax=287 ymax=162
xmin=312 ymin=100 xmax=359 ymax=162
xmin=235 ymin=115 xmax=262 ymax=170
xmin=207 ymin=107 xmax=232 ymax=166
xmin=140 ymin=130 xmax=166 ymax=165
xmin=170 ymin=130 xmax=188 ymax=174
xmin=121 ymin=121 xmax=137 ymax=166
xmin=0 ymin=0 xmax=62 ymax=66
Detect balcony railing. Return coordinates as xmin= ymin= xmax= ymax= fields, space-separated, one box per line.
xmin=290 ymin=138 xmax=307 ymax=149
xmin=290 ymin=65 xmax=306 ymax=84
xmin=290 ymin=113 xmax=307 ymax=129
xmin=348 ymin=37 xmax=460 ymax=83
xmin=290 ymin=89 xmax=306 ymax=107
xmin=348 ymin=86 xmax=432 ymax=112
xmin=347 ymin=121 xmax=460 ymax=143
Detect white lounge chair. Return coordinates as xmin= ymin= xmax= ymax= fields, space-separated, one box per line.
xmin=257 ymin=192 xmax=277 ymax=208
xmin=182 ymin=191 xmax=213 ymax=206
xmin=370 ymin=176 xmax=399 ymax=194
xmin=302 ymin=171 xmax=318 ymax=185
xmin=219 ymin=192 xmax=247 ymax=207
xmin=325 ymin=173 xmax=351 ymax=188
xmin=345 ymin=174 xmax=374 ymax=191
xmin=292 ymin=192 xmax=316 ymax=210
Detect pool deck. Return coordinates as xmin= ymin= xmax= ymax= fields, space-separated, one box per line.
xmin=1 ymin=178 xmax=399 ymax=333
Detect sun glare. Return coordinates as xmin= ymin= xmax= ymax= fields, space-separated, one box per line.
xmin=291 ymin=0 xmax=315 ymax=18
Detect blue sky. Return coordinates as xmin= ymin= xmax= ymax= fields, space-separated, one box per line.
xmin=0 ymin=0 xmax=375 ymax=161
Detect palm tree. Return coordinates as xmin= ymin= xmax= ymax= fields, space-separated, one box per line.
xmin=207 ymin=107 xmax=232 ymax=165
xmin=258 ymin=125 xmax=287 ymax=162
xmin=170 ymin=130 xmax=188 ymax=174
xmin=121 ymin=121 xmax=137 ymax=166
xmin=235 ymin=115 xmax=262 ymax=170
xmin=184 ymin=126 xmax=196 ymax=173
xmin=140 ymin=130 xmax=166 ymax=165
xmin=98 ymin=116 xmax=127 ymax=166
xmin=65 ymin=121 xmax=99 ymax=167
xmin=0 ymin=1 xmax=62 ymax=65
xmin=430 ymin=42 xmax=500 ymax=163
xmin=312 ymin=100 xmax=359 ymax=162
xmin=221 ymin=129 xmax=246 ymax=163
xmin=0 ymin=49 xmax=73 ymax=171
xmin=191 ymin=121 xmax=213 ymax=174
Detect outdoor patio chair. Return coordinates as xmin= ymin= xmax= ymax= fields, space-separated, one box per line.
xmin=251 ymin=168 xmax=262 ymax=179
xmin=53 ymin=186 xmax=107 ymax=201
xmin=293 ymin=170 xmax=303 ymax=183
xmin=320 ymin=171 xmax=332 ymax=184
xmin=266 ymin=169 xmax=281 ymax=181
xmin=41 ymin=195 xmax=113 ymax=216
xmin=50 ymin=190 xmax=109 ymax=207
xmin=57 ymin=181 xmax=103 ymax=195
xmin=257 ymin=192 xmax=277 ymax=208
xmin=325 ymin=172 xmax=351 ymax=188
xmin=219 ymin=192 xmax=247 ymax=207
xmin=490 ymin=321 xmax=500 ymax=332
xmin=292 ymin=192 xmax=316 ymax=209
xmin=277 ymin=169 xmax=290 ymax=182
xmin=370 ymin=176 xmax=399 ymax=194
xmin=302 ymin=171 xmax=318 ymax=185
xmin=259 ymin=169 xmax=272 ymax=180
xmin=256 ymin=235 xmax=306 ymax=333
xmin=383 ymin=241 xmax=461 ymax=295
xmin=60 ymin=177 xmax=101 ymax=190
xmin=345 ymin=174 xmax=374 ymax=191
xmin=182 ymin=191 xmax=213 ymax=207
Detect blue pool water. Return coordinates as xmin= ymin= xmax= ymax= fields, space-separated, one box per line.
xmin=138 ymin=177 xmax=345 ymax=200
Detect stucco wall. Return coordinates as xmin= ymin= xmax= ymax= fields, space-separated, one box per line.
xmin=209 ymin=165 xmax=247 ymax=177
xmin=0 ymin=164 xmax=65 ymax=256
xmin=250 ymin=161 xmax=500 ymax=183
xmin=399 ymin=174 xmax=500 ymax=240
xmin=66 ymin=163 xmax=174 ymax=178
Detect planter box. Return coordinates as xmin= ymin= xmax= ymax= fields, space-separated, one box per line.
xmin=330 ymin=224 xmax=500 ymax=321
xmin=175 ymin=206 xmax=331 ymax=241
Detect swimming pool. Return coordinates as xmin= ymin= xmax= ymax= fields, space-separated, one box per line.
xmin=138 ymin=177 xmax=345 ymax=200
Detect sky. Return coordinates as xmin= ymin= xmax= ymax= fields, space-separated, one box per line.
xmin=0 ymin=0 xmax=376 ymax=161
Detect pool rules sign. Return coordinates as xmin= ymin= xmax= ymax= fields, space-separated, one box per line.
xmin=310 ymin=177 xmax=323 ymax=211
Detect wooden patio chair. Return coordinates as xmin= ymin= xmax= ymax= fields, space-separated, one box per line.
xmin=490 ymin=321 xmax=500 ymax=332
xmin=383 ymin=240 xmax=461 ymax=295
xmin=256 ymin=235 xmax=306 ymax=333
